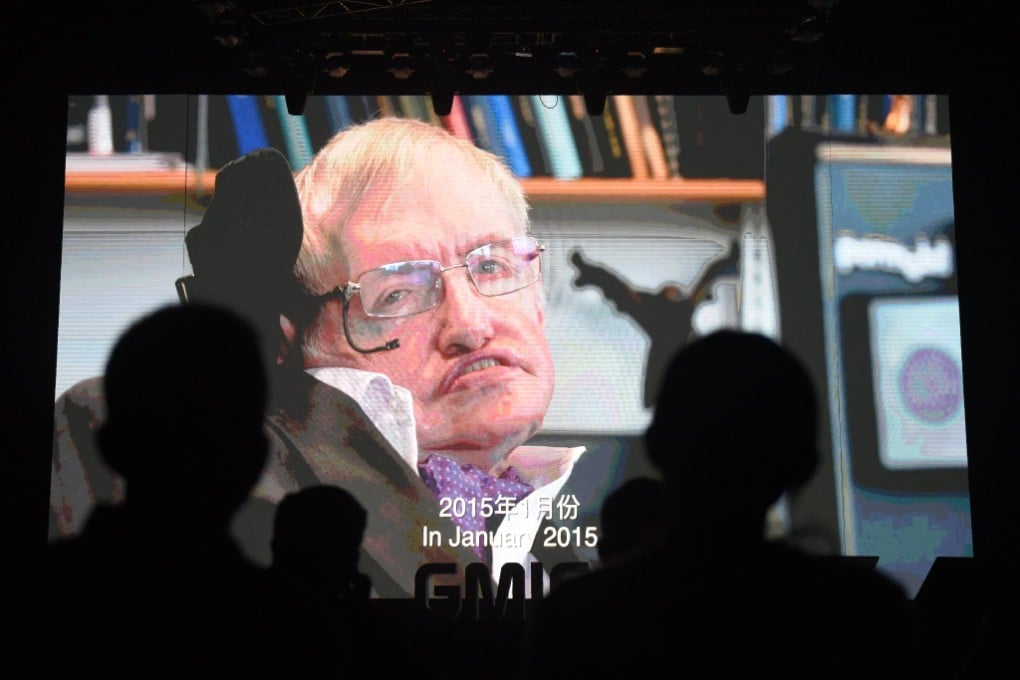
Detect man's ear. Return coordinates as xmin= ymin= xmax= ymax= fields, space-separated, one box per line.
xmin=278 ymin=313 xmax=298 ymax=365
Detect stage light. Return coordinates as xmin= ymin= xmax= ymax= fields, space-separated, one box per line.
xmin=323 ymin=52 xmax=349 ymax=79
xmin=285 ymin=89 xmax=307 ymax=116
xmin=430 ymin=89 xmax=454 ymax=117
xmin=242 ymin=52 xmax=267 ymax=78
xmin=466 ymin=53 xmax=493 ymax=80
xmin=583 ymin=88 xmax=606 ymax=116
xmin=722 ymin=65 xmax=750 ymax=115
xmin=726 ymin=91 xmax=749 ymax=115
xmin=389 ymin=53 xmax=415 ymax=80
xmin=554 ymin=51 xmax=579 ymax=79
xmin=620 ymin=51 xmax=648 ymax=79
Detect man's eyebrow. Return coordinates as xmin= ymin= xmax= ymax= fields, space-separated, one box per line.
xmin=357 ymin=232 xmax=522 ymax=269
xmin=463 ymin=233 xmax=524 ymax=255
xmin=359 ymin=240 xmax=429 ymax=262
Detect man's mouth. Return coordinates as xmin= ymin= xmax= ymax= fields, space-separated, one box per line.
xmin=462 ymin=358 xmax=501 ymax=374
xmin=439 ymin=352 xmax=521 ymax=394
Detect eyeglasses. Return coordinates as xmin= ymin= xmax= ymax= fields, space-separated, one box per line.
xmin=317 ymin=236 xmax=544 ymax=353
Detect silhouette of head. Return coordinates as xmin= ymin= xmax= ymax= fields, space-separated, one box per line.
xmin=270 ymin=485 xmax=368 ymax=592
xmin=179 ymin=147 xmax=305 ymax=370
xmin=644 ymin=330 xmax=818 ymax=529
xmin=598 ymin=476 xmax=670 ymax=565
xmin=97 ymin=303 xmax=269 ymax=527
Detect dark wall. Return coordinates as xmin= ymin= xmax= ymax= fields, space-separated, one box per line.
xmin=4 ymin=3 xmax=1015 ymax=592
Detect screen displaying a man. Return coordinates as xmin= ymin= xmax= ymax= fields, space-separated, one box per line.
xmin=52 ymin=117 xmax=587 ymax=598
xmin=272 ymin=117 xmax=586 ymax=594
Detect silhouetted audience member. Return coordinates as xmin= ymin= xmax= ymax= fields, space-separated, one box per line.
xmin=525 ymin=330 xmax=917 ymax=679
xmin=20 ymin=303 xmax=280 ymax=678
xmin=596 ymin=476 xmax=671 ymax=568
xmin=271 ymin=484 xmax=372 ymax=601
xmin=267 ymin=484 xmax=441 ymax=678
xmin=268 ymin=484 xmax=373 ymax=677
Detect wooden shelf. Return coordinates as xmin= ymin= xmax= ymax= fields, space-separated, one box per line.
xmin=64 ymin=170 xmax=765 ymax=203
xmin=522 ymin=177 xmax=764 ymax=203
xmin=64 ymin=170 xmax=218 ymax=195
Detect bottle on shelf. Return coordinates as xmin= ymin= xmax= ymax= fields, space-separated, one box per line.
xmin=86 ymin=95 xmax=114 ymax=156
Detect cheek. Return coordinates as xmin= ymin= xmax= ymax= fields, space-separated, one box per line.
xmin=509 ymin=297 xmax=555 ymax=397
xmin=356 ymin=319 xmax=438 ymax=392
xmin=519 ymin=295 xmax=548 ymax=347
xmin=537 ymin=341 xmax=556 ymax=401
xmin=301 ymin=310 xmax=361 ymax=367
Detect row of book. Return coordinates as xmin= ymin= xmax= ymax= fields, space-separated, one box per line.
xmin=765 ymin=94 xmax=950 ymax=139
xmin=69 ymin=93 xmax=949 ymax=181
xmin=71 ymin=93 xmax=724 ymax=180
xmin=228 ymin=93 xmax=690 ymax=180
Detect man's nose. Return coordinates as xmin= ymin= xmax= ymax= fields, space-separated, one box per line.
xmin=436 ymin=268 xmax=495 ymax=355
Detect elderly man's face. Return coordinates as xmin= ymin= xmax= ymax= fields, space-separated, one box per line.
xmin=303 ymin=148 xmax=554 ymax=470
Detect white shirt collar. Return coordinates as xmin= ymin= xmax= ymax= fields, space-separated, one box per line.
xmin=305 ymin=366 xmax=420 ymax=471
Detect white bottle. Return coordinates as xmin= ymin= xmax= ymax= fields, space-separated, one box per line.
xmin=87 ymin=95 xmax=114 ymax=156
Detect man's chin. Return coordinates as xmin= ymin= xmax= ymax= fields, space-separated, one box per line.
xmin=418 ymin=417 xmax=542 ymax=471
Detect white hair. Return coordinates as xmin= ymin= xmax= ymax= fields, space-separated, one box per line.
xmin=293 ymin=116 xmax=531 ymax=296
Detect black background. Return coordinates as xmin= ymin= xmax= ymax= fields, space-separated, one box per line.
xmin=4 ymin=1 xmax=1015 ymax=590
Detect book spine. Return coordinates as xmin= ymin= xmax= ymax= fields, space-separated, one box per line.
xmin=465 ymin=95 xmax=498 ymax=155
xmin=528 ymin=95 xmax=583 ymax=180
xmin=766 ymin=95 xmax=790 ymax=139
xmin=599 ymin=97 xmax=631 ymax=177
xmin=653 ymin=95 xmax=681 ymax=177
xmin=567 ymin=95 xmax=605 ymax=176
xmin=798 ymin=95 xmax=819 ymax=131
xmin=274 ymin=95 xmax=314 ymax=170
xmin=513 ymin=95 xmax=549 ymax=177
xmin=358 ymin=96 xmax=380 ymax=121
xmin=226 ymin=95 xmax=270 ymax=155
xmin=633 ymin=96 xmax=668 ymax=179
xmin=489 ymin=95 xmax=532 ymax=178
xmin=125 ymin=95 xmax=143 ymax=153
xmin=375 ymin=95 xmax=398 ymax=119
xmin=324 ymin=96 xmax=354 ymax=133
xmin=612 ymin=95 xmax=648 ymax=179
xmin=420 ymin=95 xmax=442 ymax=127
xmin=923 ymin=94 xmax=938 ymax=136
xmin=829 ymin=94 xmax=857 ymax=134
xmin=440 ymin=95 xmax=475 ymax=142
xmin=397 ymin=95 xmax=429 ymax=122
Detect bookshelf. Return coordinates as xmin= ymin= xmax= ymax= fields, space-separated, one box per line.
xmin=521 ymin=178 xmax=763 ymax=203
xmin=66 ymin=94 xmax=947 ymax=203
xmin=65 ymin=94 xmax=775 ymax=206
xmin=63 ymin=170 xmax=765 ymax=204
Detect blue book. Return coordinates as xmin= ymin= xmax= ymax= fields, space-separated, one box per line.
xmin=124 ymin=95 xmax=143 ymax=153
xmin=324 ymin=96 xmax=355 ymax=133
xmin=463 ymin=96 xmax=496 ymax=153
xmin=767 ymin=95 xmax=789 ymax=138
xmin=528 ymin=95 xmax=583 ymax=179
xmin=489 ymin=95 xmax=532 ymax=178
xmin=274 ymin=95 xmax=314 ymax=171
xmin=468 ymin=96 xmax=508 ymax=158
xmin=828 ymin=94 xmax=857 ymax=134
xmin=226 ymin=95 xmax=270 ymax=155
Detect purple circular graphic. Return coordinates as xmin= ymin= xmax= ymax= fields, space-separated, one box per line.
xmin=898 ymin=347 xmax=963 ymax=423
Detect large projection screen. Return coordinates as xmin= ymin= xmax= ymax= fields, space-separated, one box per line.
xmin=51 ymin=93 xmax=970 ymax=599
